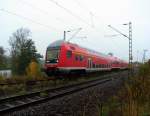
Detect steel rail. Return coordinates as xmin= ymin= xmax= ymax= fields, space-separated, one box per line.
xmin=0 ymin=71 xmax=126 ymax=114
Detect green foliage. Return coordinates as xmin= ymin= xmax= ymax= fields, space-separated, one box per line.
xmin=0 ymin=46 xmax=8 ymax=69
xmin=9 ymin=28 xmax=40 ymax=75
xmin=139 ymin=62 xmax=150 ymax=77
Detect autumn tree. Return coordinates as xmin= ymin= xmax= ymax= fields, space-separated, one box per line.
xmin=26 ymin=59 xmax=41 ymax=78
xmin=9 ymin=28 xmax=38 ymax=75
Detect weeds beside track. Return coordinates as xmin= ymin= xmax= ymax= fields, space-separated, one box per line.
xmin=0 ymin=71 xmax=128 ymax=115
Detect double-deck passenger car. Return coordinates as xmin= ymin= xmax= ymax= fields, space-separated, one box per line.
xmin=44 ymin=40 xmax=128 ymax=76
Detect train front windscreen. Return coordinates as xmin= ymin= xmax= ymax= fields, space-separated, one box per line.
xmin=46 ymin=47 xmax=60 ymax=63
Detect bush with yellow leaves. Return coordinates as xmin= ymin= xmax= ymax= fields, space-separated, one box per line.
xmin=26 ymin=60 xmax=41 ymax=78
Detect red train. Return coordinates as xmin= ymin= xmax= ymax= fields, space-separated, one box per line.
xmin=44 ymin=40 xmax=128 ymax=76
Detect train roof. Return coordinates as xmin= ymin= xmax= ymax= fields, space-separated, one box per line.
xmin=47 ymin=40 xmax=126 ymax=61
xmin=48 ymin=40 xmax=108 ymax=57
xmin=47 ymin=40 xmax=65 ymax=48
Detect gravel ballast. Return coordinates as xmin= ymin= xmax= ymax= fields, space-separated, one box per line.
xmin=2 ymin=75 xmax=125 ymax=116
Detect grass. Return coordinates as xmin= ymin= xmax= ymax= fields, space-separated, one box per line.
xmin=94 ymin=61 xmax=150 ymax=116
xmin=0 ymin=71 xmax=110 ymax=98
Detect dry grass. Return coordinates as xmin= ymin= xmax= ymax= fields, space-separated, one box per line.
xmin=95 ymin=61 xmax=150 ymax=116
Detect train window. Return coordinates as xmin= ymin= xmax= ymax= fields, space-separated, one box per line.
xmin=100 ymin=64 xmax=102 ymax=68
xmin=92 ymin=63 xmax=94 ymax=68
xmin=99 ymin=64 xmax=101 ymax=68
xmin=93 ymin=63 xmax=96 ymax=68
xmin=102 ymin=64 xmax=105 ymax=68
xmin=79 ymin=56 xmax=82 ymax=61
xmin=79 ymin=55 xmax=84 ymax=61
xmin=75 ymin=55 xmax=79 ymax=61
xmin=96 ymin=64 xmax=99 ymax=68
xmin=66 ymin=50 xmax=72 ymax=58
xmin=75 ymin=55 xmax=84 ymax=61
xmin=46 ymin=48 xmax=60 ymax=63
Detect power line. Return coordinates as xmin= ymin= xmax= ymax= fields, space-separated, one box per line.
xmin=47 ymin=0 xmax=93 ymax=27
xmin=104 ymin=34 xmax=127 ymax=55
xmin=72 ymin=0 xmax=98 ymax=27
xmin=0 ymin=8 xmax=59 ymax=31
xmin=72 ymin=0 xmax=92 ymax=15
xmin=19 ymin=0 xmax=68 ymax=25
xmin=72 ymin=0 xmax=101 ymax=25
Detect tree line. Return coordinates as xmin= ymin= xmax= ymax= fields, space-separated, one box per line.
xmin=0 ymin=28 xmax=43 ymax=76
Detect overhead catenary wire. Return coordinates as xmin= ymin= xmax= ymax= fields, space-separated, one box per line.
xmin=18 ymin=0 xmax=68 ymax=26
xmin=104 ymin=34 xmax=128 ymax=53
xmin=71 ymin=0 xmax=95 ymax=27
xmin=46 ymin=0 xmax=93 ymax=28
xmin=0 ymin=8 xmax=59 ymax=31
xmin=72 ymin=0 xmax=111 ymax=35
xmin=72 ymin=0 xmax=107 ymax=27
xmin=71 ymin=0 xmax=127 ymax=57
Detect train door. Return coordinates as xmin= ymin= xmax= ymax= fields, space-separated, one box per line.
xmin=88 ymin=58 xmax=92 ymax=68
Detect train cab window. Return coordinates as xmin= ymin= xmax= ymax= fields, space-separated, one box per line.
xmin=46 ymin=47 xmax=60 ymax=63
xmin=66 ymin=50 xmax=72 ymax=58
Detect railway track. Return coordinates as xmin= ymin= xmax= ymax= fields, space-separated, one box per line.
xmin=0 ymin=71 xmax=127 ymax=115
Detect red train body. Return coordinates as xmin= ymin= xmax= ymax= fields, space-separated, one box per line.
xmin=44 ymin=40 xmax=128 ymax=76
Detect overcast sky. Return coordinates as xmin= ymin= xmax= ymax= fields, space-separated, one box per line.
xmin=0 ymin=0 xmax=150 ymax=62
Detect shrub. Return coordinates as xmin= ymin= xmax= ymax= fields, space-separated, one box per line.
xmin=98 ymin=61 xmax=150 ymax=115
xmin=26 ymin=60 xmax=41 ymax=78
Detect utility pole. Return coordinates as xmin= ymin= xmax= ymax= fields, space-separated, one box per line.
xmin=108 ymin=22 xmax=133 ymax=76
xmin=63 ymin=30 xmax=71 ymax=41
xmin=63 ymin=28 xmax=82 ymax=41
xmin=68 ymin=28 xmax=82 ymax=42
xmin=63 ymin=31 xmax=66 ymax=41
xmin=128 ymin=22 xmax=132 ymax=73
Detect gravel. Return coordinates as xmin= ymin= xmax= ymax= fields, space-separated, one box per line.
xmin=2 ymin=74 xmax=125 ymax=116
